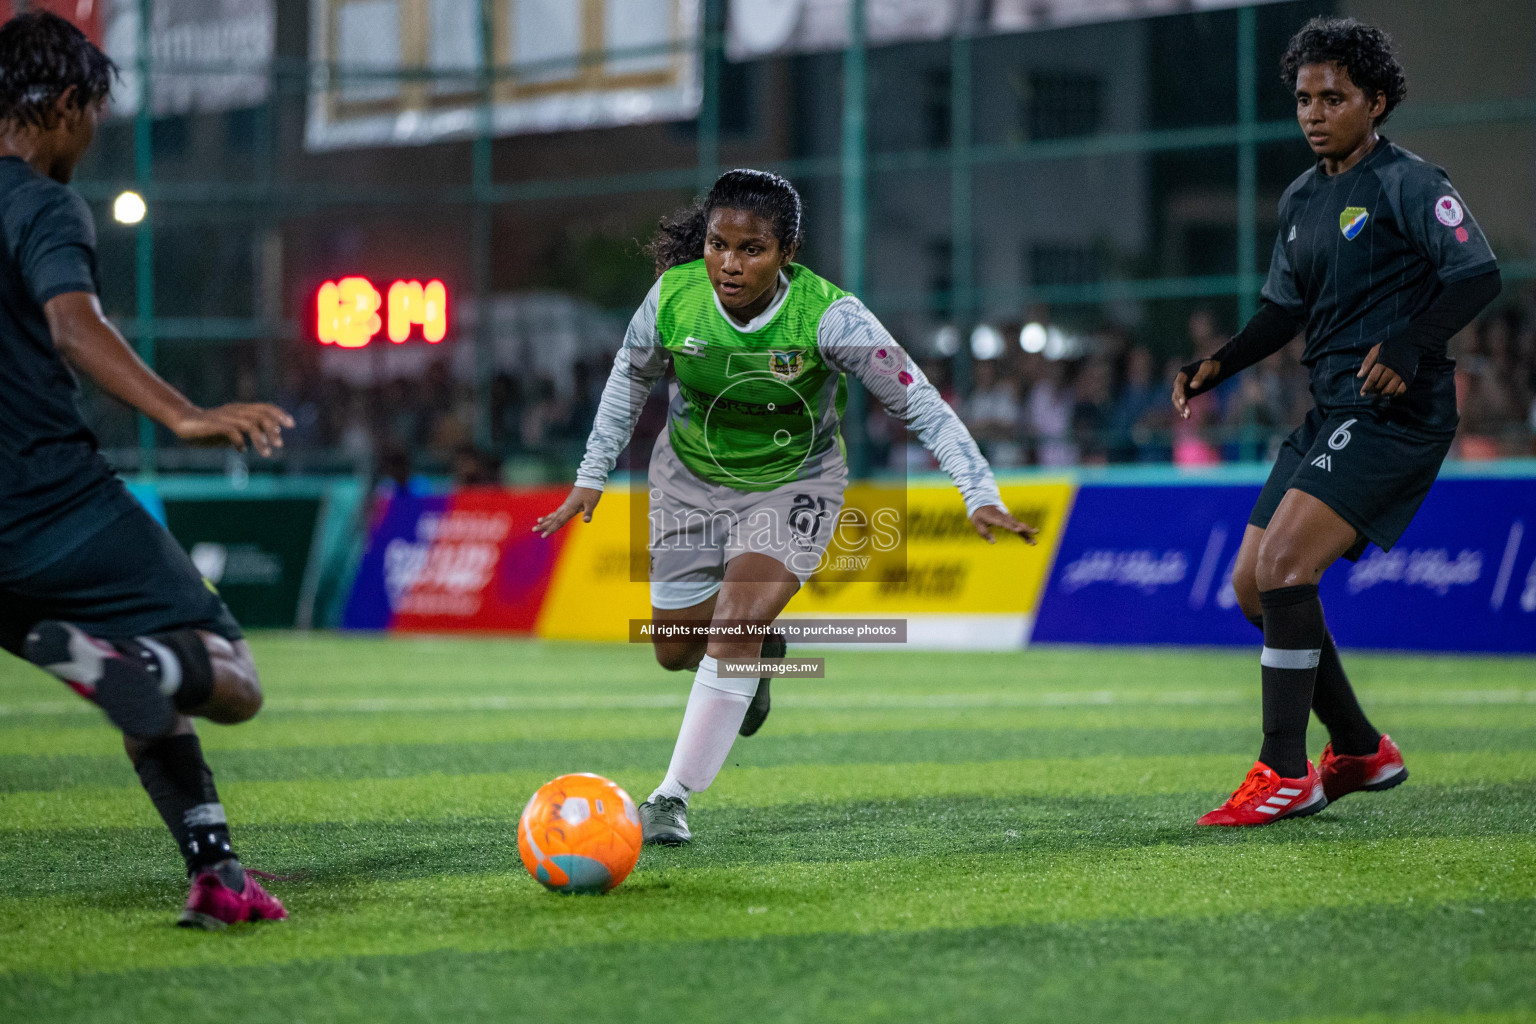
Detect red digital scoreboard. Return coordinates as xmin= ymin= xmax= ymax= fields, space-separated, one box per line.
xmin=315 ymin=278 xmax=448 ymax=348
xmin=0 ymin=2 xmax=102 ymax=44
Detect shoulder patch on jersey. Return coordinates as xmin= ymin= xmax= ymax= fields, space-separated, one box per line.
xmin=867 ymin=345 xmax=902 ymax=377
xmin=1434 ymin=195 xmax=1464 ymax=227
xmin=1339 ymin=207 xmax=1369 ymax=240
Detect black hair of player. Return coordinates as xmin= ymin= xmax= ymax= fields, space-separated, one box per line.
xmin=0 ymin=12 xmax=118 ymax=129
xmin=1280 ymin=17 xmax=1406 ymax=126
xmin=646 ymin=169 xmax=804 ymax=275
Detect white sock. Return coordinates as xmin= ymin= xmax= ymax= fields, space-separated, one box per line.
xmin=649 ymin=655 xmax=755 ymax=804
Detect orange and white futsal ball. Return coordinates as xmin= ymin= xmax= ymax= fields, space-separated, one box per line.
xmin=518 ymin=773 xmax=642 ymax=894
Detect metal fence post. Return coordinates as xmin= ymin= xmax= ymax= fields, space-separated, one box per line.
xmin=842 ymin=0 xmax=868 ymax=477
xmin=1236 ymin=4 xmax=1258 ymax=328
xmin=472 ymin=0 xmax=496 ymax=451
xmin=1237 ymin=5 xmax=1260 ymax=462
xmin=950 ymin=24 xmax=974 ymax=395
xmin=134 ymin=0 xmax=156 ymax=478
xmin=698 ymin=0 xmax=722 ymax=195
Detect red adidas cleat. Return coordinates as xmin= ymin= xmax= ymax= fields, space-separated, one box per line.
xmin=1320 ymin=734 xmax=1408 ymax=802
xmin=1197 ymin=760 xmax=1327 ymax=826
xmin=177 ymin=863 xmax=288 ymax=930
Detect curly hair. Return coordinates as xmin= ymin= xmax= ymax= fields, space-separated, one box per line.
xmin=0 ymin=11 xmax=117 ymax=129
xmin=1280 ymin=17 xmax=1406 ymax=126
xmin=645 ymin=168 xmax=804 ymax=276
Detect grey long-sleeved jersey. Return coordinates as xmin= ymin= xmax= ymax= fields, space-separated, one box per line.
xmin=574 ymin=279 xmax=1004 ymax=516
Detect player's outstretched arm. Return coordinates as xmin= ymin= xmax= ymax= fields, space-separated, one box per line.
xmin=1171 ymin=300 xmax=1301 ymax=419
xmin=44 ymin=292 xmax=293 ymax=456
xmin=817 ymin=296 xmax=1035 ymax=545
xmin=533 ymin=486 xmax=601 ymax=537
xmin=970 ymin=504 xmax=1037 ymax=545
xmin=1170 ymin=358 xmax=1222 ymax=419
xmin=533 ymin=282 xmax=667 ymax=537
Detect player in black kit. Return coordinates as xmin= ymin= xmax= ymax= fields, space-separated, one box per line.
xmin=0 ymin=13 xmax=294 ymax=924
xmin=1171 ymin=17 xmax=1501 ymax=827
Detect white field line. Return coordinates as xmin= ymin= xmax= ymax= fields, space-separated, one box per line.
xmin=1 ymin=688 xmax=1534 ymax=719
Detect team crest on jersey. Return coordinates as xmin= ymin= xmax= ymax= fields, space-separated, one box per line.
xmin=1339 ymin=207 xmax=1369 ymax=240
xmin=768 ymin=350 xmax=806 ymax=382
xmin=1435 ymin=195 xmax=1464 ymax=227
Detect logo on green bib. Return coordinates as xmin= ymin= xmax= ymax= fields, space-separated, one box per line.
xmin=768 ymin=350 xmax=806 ymax=382
xmin=1339 ymin=207 xmax=1369 ymax=240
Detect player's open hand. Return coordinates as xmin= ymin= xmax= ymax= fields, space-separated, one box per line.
xmin=534 ymin=486 xmax=602 ymax=537
xmin=971 ymin=505 xmax=1037 ymax=546
xmin=172 ymin=403 xmax=294 ymax=457
xmin=1171 ymin=359 xmax=1221 ymax=419
xmin=1357 ymin=342 xmax=1408 ymax=398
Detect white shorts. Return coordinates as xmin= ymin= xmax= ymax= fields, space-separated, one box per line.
xmin=647 ymin=435 xmax=847 ymax=610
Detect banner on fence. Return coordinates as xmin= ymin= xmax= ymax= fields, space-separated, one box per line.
xmin=1032 ymin=476 xmax=1536 ymax=653
xmin=342 ymin=487 xmax=569 ymax=632
xmin=162 ymin=496 xmax=322 ymax=629
xmin=343 ymin=471 xmax=1536 ymax=652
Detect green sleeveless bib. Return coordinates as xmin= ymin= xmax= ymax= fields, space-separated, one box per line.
xmin=655 ymin=260 xmax=848 ymax=490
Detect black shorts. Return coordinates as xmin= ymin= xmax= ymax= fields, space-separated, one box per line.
xmin=1249 ymin=406 xmax=1453 ymax=561
xmin=0 ymin=503 xmax=242 ymax=657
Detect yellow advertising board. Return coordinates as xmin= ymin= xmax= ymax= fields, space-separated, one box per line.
xmin=536 ymin=480 xmax=1077 ymax=643
xmin=536 ymin=486 xmax=654 ymax=641
xmin=788 ymin=480 xmax=1076 ymax=616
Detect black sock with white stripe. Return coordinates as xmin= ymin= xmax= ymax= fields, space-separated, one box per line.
xmin=1258 ymin=584 xmax=1324 ymax=779
xmin=1311 ymin=632 xmax=1382 ymax=756
xmin=131 ymin=733 xmax=240 ymax=878
xmin=1245 ymin=612 xmax=1381 ymax=758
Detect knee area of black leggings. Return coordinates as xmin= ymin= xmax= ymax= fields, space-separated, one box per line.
xmin=1259 ymin=583 xmax=1319 ymax=611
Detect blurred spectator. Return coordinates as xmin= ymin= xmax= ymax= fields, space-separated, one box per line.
xmin=521 ymin=376 xmax=570 ymax=450
xmin=1027 ymin=358 xmax=1077 ymax=467
xmin=1223 ymin=357 xmax=1287 ymax=461
xmin=1106 ymin=346 xmax=1160 ymax=462
xmin=382 ymin=378 xmax=423 ymax=449
xmin=338 ymin=394 xmax=375 ymax=463
xmin=1454 ymin=318 xmax=1515 ymax=460
xmin=1188 ymin=308 xmax=1223 ymax=360
xmin=491 ymin=372 xmax=525 ymax=448
xmin=1071 ymin=358 xmax=1114 ymax=465
xmin=451 ymin=445 xmax=503 ymax=488
xmin=964 ymin=358 xmax=1023 ymax=466
xmin=89 ymin=287 xmax=1536 ymax=475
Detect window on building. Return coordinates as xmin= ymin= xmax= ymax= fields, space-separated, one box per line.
xmin=429 ymin=0 xmax=481 ymax=94
xmin=923 ymin=67 xmax=951 ymax=149
xmin=151 ymin=115 xmax=190 ymax=158
xmin=1023 ymin=71 xmax=1101 ymax=140
xmin=337 ymin=0 xmax=402 ymax=102
xmin=224 ymin=107 xmax=258 ymax=153
xmin=606 ymin=0 xmax=673 ymax=76
xmin=928 ymin=238 xmax=953 ymax=318
xmin=1029 ymin=243 xmax=1103 ymax=287
xmin=512 ymin=0 xmax=582 ymax=83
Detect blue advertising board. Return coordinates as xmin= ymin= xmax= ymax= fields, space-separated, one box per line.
xmin=342 ymin=494 xmax=451 ymax=630
xmin=1032 ymin=475 xmax=1536 ymax=653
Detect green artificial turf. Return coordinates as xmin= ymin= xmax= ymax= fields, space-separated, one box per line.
xmin=0 ymin=636 xmax=1533 ymax=1023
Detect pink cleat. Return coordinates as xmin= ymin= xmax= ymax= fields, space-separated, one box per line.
xmin=177 ymin=862 xmax=288 ymax=930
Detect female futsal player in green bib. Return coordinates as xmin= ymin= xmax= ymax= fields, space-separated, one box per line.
xmin=537 ymin=169 xmax=1033 ymax=844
